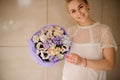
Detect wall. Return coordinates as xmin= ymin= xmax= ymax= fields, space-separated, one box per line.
xmin=0 ymin=0 xmax=120 ymax=80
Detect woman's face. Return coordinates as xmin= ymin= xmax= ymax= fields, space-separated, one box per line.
xmin=67 ymin=0 xmax=89 ymax=24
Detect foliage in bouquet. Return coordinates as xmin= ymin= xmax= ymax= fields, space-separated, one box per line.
xmin=30 ymin=24 xmax=71 ymax=66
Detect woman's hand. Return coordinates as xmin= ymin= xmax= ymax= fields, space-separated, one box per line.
xmin=66 ymin=53 xmax=83 ymax=65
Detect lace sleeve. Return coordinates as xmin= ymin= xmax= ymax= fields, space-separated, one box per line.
xmin=101 ymin=26 xmax=117 ymax=51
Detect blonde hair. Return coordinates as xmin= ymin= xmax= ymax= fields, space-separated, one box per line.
xmin=65 ymin=0 xmax=88 ymax=4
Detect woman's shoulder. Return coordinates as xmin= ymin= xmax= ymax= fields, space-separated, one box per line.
xmin=66 ymin=25 xmax=78 ymax=38
xmin=67 ymin=25 xmax=77 ymax=33
xmin=96 ymin=23 xmax=111 ymax=31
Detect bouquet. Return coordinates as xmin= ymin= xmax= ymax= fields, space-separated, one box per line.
xmin=29 ymin=24 xmax=71 ymax=66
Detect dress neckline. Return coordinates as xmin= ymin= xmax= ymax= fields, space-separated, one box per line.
xmin=77 ymin=22 xmax=99 ymax=29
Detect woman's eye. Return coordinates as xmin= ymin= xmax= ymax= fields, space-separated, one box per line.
xmin=71 ymin=10 xmax=76 ymax=13
xmin=79 ymin=5 xmax=83 ymax=9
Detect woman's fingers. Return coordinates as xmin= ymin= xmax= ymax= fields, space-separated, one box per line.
xmin=66 ymin=53 xmax=82 ymax=65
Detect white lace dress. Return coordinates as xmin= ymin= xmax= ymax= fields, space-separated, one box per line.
xmin=62 ymin=22 xmax=117 ymax=80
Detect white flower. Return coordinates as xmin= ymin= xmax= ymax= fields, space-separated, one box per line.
xmin=39 ymin=34 xmax=47 ymax=42
xmin=61 ymin=44 xmax=70 ymax=53
xmin=62 ymin=35 xmax=71 ymax=46
xmin=36 ymin=42 xmax=45 ymax=51
xmin=41 ymin=51 xmax=50 ymax=59
xmin=36 ymin=50 xmax=40 ymax=55
xmin=32 ymin=35 xmax=39 ymax=43
xmin=36 ymin=50 xmax=50 ymax=60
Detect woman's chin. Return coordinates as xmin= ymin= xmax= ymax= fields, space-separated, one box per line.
xmin=77 ymin=20 xmax=86 ymax=25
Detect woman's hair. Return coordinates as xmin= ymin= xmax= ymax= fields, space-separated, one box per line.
xmin=65 ymin=0 xmax=88 ymax=4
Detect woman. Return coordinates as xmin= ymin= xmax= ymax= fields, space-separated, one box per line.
xmin=62 ymin=0 xmax=117 ymax=80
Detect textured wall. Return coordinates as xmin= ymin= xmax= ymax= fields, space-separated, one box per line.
xmin=0 ymin=0 xmax=120 ymax=80
xmin=102 ymin=0 xmax=120 ymax=80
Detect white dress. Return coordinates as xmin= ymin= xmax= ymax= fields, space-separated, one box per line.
xmin=62 ymin=22 xmax=117 ymax=80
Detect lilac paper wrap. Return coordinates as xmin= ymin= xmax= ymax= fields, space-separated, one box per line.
xmin=29 ymin=24 xmax=71 ymax=66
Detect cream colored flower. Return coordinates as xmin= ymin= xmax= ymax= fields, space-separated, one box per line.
xmin=55 ymin=47 xmax=61 ymax=55
xmin=46 ymin=30 xmax=54 ymax=39
xmin=57 ymin=54 xmax=64 ymax=60
xmin=48 ymin=48 xmax=56 ymax=56
xmin=32 ymin=35 xmax=39 ymax=43
xmin=39 ymin=34 xmax=47 ymax=42
xmin=53 ymin=27 xmax=64 ymax=36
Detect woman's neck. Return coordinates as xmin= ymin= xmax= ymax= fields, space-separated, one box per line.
xmin=78 ymin=17 xmax=96 ymax=26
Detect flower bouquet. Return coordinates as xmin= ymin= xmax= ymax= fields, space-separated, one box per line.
xmin=29 ymin=24 xmax=71 ymax=66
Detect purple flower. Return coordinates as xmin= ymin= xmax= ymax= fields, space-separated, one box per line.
xmin=49 ymin=56 xmax=59 ymax=63
xmin=43 ymin=42 xmax=50 ymax=49
xmin=52 ymin=36 xmax=63 ymax=45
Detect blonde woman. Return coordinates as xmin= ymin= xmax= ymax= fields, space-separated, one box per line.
xmin=62 ymin=0 xmax=117 ymax=80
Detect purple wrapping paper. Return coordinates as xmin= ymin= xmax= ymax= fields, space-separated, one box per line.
xmin=28 ymin=24 xmax=71 ymax=67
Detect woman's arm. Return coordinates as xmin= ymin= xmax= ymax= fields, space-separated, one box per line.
xmin=87 ymin=47 xmax=116 ymax=70
xmin=66 ymin=47 xmax=116 ymax=71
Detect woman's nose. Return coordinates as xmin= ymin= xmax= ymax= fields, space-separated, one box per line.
xmin=76 ymin=10 xmax=82 ymax=16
